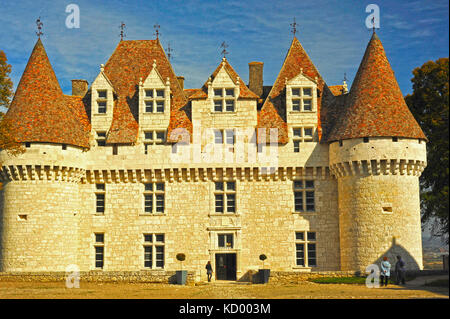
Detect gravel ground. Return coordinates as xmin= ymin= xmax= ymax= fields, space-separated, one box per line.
xmin=0 ymin=279 xmax=448 ymax=299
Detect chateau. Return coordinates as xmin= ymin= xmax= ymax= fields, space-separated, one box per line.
xmin=0 ymin=29 xmax=427 ymax=282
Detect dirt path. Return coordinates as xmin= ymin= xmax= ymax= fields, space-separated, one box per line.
xmin=0 ymin=280 xmax=448 ymax=299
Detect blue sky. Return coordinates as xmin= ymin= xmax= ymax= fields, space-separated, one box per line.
xmin=0 ymin=0 xmax=448 ymax=96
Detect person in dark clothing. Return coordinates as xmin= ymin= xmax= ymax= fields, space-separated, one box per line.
xmin=206 ymin=261 xmax=213 ymax=282
xmin=395 ymin=255 xmax=406 ymax=285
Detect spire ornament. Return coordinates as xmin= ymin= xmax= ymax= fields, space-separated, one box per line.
xmin=290 ymin=17 xmax=298 ymax=37
xmin=119 ymin=22 xmax=126 ymax=41
xmin=154 ymin=23 xmax=161 ymax=40
xmin=220 ymin=41 xmax=229 ymax=58
xmin=36 ymin=17 xmax=43 ymax=38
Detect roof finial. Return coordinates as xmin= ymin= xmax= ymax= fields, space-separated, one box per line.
xmin=119 ymin=22 xmax=126 ymax=41
xmin=154 ymin=23 xmax=161 ymax=40
xmin=342 ymin=73 xmax=348 ymax=94
xmin=290 ymin=17 xmax=298 ymax=37
xmin=371 ymin=16 xmax=379 ymax=33
xmin=36 ymin=17 xmax=43 ymax=38
xmin=167 ymin=42 xmax=173 ymax=61
xmin=220 ymin=41 xmax=229 ymax=59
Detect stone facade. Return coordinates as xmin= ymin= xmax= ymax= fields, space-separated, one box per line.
xmin=0 ymin=33 xmax=427 ymax=283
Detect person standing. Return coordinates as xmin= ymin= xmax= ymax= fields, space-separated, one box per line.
xmin=380 ymin=256 xmax=391 ymax=287
xmin=205 ymin=261 xmax=213 ymax=282
xmin=395 ymin=255 xmax=406 ymax=285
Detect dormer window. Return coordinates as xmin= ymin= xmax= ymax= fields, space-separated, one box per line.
xmin=291 ymin=87 xmax=313 ymax=112
xmin=214 ymin=88 xmax=235 ymax=112
xmin=97 ymin=90 xmax=107 ymax=114
xmin=144 ymin=89 xmax=165 ymax=113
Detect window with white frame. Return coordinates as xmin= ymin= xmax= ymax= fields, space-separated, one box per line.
xmin=292 ymin=127 xmax=314 ymax=152
xmin=143 ymin=130 xmax=166 ymax=154
xmin=291 ymin=87 xmax=313 ymax=112
xmin=94 ymin=233 xmax=105 ymax=269
xmin=214 ymin=181 xmax=236 ymax=213
xmin=143 ymin=233 xmax=165 ymax=268
xmin=293 ymin=180 xmax=315 ymax=212
xmin=144 ymin=89 xmax=165 ymax=113
xmin=143 ymin=182 xmax=165 ymax=214
xmin=295 ymin=231 xmax=317 ymax=267
xmin=97 ymin=90 xmax=107 ymax=114
xmin=214 ymin=88 xmax=235 ymax=112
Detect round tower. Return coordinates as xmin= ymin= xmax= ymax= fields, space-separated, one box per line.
xmin=0 ymin=38 xmax=90 ymax=272
xmin=327 ymin=33 xmax=428 ymax=272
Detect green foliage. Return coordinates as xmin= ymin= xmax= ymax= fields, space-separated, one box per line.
xmin=0 ymin=50 xmax=13 ymax=114
xmin=405 ymin=58 xmax=449 ymax=244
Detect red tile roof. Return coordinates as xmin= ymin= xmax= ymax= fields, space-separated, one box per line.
xmin=3 ymin=38 xmax=90 ymax=148
xmin=327 ymin=33 xmax=427 ymax=142
xmin=103 ymin=39 xmax=190 ymax=144
xmin=189 ymin=59 xmax=259 ymax=100
xmin=328 ymin=85 xmax=346 ymax=96
xmin=257 ymin=37 xmax=327 ymax=144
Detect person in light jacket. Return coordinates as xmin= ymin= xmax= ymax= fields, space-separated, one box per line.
xmin=380 ymin=256 xmax=391 ymax=287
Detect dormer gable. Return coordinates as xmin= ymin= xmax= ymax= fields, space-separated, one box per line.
xmin=285 ymin=70 xmax=318 ymax=113
xmin=91 ymin=64 xmax=115 ymax=117
xmin=139 ymin=60 xmax=171 ymax=116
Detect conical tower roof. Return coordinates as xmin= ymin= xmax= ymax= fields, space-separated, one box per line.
xmin=3 ymin=38 xmax=90 ymax=148
xmin=327 ymin=33 xmax=426 ymax=142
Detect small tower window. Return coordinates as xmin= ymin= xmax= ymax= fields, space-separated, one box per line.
xmin=392 ymin=137 xmax=398 ymax=142
xmin=363 ymin=137 xmax=369 ymax=143
xmin=339 ymin=140 xmax=343 ymax=147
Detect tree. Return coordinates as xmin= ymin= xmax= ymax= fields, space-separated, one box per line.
xmin=405 ymin=58 xmax=449 ymax=244
xmin=0 ymin=50 xmax=14 ymax=115
xmin=0 ymin=49 xmax=23 ymax=156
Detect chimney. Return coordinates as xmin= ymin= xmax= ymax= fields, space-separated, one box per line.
xmin=71 ymin=79 xmax=89 ymax=97
xmin=177 ymin=76 xmax=185 ymax=90
xmin=248 ymin=62 xmax=263 ymax=97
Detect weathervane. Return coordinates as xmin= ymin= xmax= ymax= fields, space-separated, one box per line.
xmin=167 ymin=42 xmax=173 ymax=61
xmin=220 ymin=41 xmax=229 ymax=58
xmin=371 ymin=16 xmax=379 ymax=33
xmin=343 ymin=72 xmax=347 ymax=82
xmin=154 ymin=23 xmax=161 ymax=40
xmin=119 ymin=22 xmax=126 ymax=41
xmin=290 ymin=17 xmax=298 ymax=37
xmin=36 ymin=17 xmax=43 ymax=38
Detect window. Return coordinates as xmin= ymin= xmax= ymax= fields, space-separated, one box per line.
xmin=143 ymin=130 xmax=166 ymax=154
xmin=97 ymin=90 xmax=107 ymax=113
xmin=213 ymin=129 xmax=235 ymax=147
xmin=143 ymin=233 xmax=165 ymax=268
xmin=292 ymin=127 xmax=314 ymax=152
xmin=294 ymin=180 xmax=315 ymax=212
xmin=96 ymin=131 xmax=106 ymax=147
xmin=218 ymin=234 xmax=234 ymax=248
xmin=95 ymin=183 xmax=105 ymax=214
xmin=62 ymin=144 xmax=67 ymax=150
xmin=291 ymin=87 xmax=313 ymax=112
xmin=363 ymin=137 xmax=369 ymax=143
xmin=144 ymin=89 xmax=165 ymax=113
xmin=339 ymin=140 xmax=343 ymax=147
xmin=295 ymin=231 xmax=317 ymax=267
xmin=143 ymin=182 xmax=165 ymax=214
xmin=213 ymin=88 xmax=235 ymax=112
xmin=214 ymin=181 xmax=236 ymax=213
xmin=392 ymin=137 xmax=398 ymax=142
xmin=94 ymin=232 xmax=104 ymax=269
